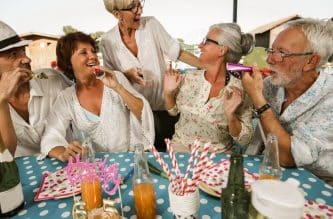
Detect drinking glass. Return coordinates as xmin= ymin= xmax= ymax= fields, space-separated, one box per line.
xmin=259 ymin=133 xmax=282 ymax=180
xmin=73 ymin=130 xmax=95 ymax=162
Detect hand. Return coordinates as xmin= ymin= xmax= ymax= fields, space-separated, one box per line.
xmin=124 ymin=67 xmax=144 ymax=86
xmin=223 ymin=86 xmax=243 ymax=118
xmin=58 ymin=141 xmax=83 ymax=162
xmin=241 ymin=67 xmax=265 ymax=103
xmin=0 ymin=68 xmax=32 ymax=102
xmin=97 ymin=67 xmax=122 ymax=91
xmin=164 ymin=69 xmax=182 ymax=95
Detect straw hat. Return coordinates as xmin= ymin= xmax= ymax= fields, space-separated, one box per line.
xmin=0 ymin=20 xmax=31 ymax=52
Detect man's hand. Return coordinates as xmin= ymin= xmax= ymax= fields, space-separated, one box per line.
xmin=0 ymin=68 xmax=32 ymax=102
xmin=241 ymin=68 xmax=266 ymax=107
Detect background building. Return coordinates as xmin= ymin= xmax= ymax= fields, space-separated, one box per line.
xmin=20 ymin=32 xmax=59 ymax=70
xmin=250 ymin=15 xmax=301 ymax=48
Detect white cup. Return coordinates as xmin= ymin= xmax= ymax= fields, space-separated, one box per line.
xmin=251 ymin=179 xmax=305 ymax=219
xmin=168 ymin=184 xmax=200 ymax=219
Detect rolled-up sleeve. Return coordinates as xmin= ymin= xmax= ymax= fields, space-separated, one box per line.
xmin=40 ymin=89 xmax=72 ymax=156
xmin=291 ymin=110 xmax=333 ymax=169
xmin=114 ymin=71 xmax=155 ymax=150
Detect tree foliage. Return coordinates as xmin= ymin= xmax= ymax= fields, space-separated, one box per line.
xmin=62 ymin=25 xmax=78 ymax=34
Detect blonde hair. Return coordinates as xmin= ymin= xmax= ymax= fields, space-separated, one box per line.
xmin=103 ymin=0 xmax=134 ymax=12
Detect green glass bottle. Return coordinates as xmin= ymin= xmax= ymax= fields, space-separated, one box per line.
xmin=0 ymin=135 xmax=24 ymax=217
xmin=221 ymin=153 xmax=250 ymax=219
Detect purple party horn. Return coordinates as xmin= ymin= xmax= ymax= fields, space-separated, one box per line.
xmin=226 ymin=63 xmax=253 ymax=72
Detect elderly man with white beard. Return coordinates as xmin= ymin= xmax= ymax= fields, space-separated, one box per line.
xmin=242 ymin=18 xmax=333 ymax=185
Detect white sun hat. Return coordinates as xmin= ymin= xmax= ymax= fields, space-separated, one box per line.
xmin=0 ymin=20 xmax=32 ymax=52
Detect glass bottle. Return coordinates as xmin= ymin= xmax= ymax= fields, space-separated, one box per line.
xmin=258 ymin=133 xmax=282 ymax=180
xmin=132 ymin=143 xmax=156 ymax=219
xmin=221 ymin=153 xmax=250 ymax=219
xmin=0 ymin=135 xmax=24 ymax=217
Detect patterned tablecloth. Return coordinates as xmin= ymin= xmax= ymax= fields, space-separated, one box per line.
xmin=13 ymin=153 xmax=333 ymax=219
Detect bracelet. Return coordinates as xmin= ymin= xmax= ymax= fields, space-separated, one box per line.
xmin=253 ymin=103 xmax=271 ymax=118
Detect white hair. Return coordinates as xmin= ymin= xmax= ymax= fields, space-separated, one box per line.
xmin=285 ymin=18 xmax=333 ymax=67
xmin=209 ymin=23 xmax=254 ymax=63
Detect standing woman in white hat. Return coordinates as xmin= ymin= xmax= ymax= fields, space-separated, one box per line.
xmin=100 ymin=0 xmax=201 ymax=151
xmin=0 ymin=20 xmax=70 ymax=157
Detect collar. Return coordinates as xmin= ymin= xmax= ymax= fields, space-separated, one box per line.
xmin=29 ymin=79 xmax=44 ymax=98
xmin=280 ymin=68 xmax=331 ymax=119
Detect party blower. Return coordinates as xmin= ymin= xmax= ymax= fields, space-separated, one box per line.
xmin=226 ymin=63 xmax=271 ymax=78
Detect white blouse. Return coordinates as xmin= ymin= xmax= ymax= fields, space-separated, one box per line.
xmin=40 ymin=71 xmax=155 ymax=155
xmin=100 ymin=16 xmax=181 ymax=110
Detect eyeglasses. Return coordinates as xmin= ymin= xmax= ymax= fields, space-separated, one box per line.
xmin=265 ymin=48 xmax=313 ymax=62
xmin=201 ymin=37 xmax=221 ymax=46
xmin=122 ymin=0 xmax=145 ymax=13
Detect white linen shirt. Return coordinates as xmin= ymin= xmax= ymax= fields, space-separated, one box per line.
xmin=263 ymin=68 xmax=333 ymax=185
xmin=10 ymin=69 xmax=71 ymax=157
xmin=100 ymin=16 xmax=181 ymax=110
xmin=40 ymin=71 xmax=155 ymax=155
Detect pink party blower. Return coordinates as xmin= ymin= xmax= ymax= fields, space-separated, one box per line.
xmin=226 ymin=63 xmax=253 ymax=72
xmin=227 ymin=63 xmax=271 ymax=78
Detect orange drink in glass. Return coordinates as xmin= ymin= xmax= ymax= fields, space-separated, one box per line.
xmin=259 ymin=173 xmax=280 ymax=180
xmin=133 ymin=182 xmax=156 ymax=219
xmin=81 ymin=177 xmax=102 ymax=211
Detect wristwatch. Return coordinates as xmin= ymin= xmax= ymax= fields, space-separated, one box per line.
xmin=253 ymin=103 xmax=271 ymax=117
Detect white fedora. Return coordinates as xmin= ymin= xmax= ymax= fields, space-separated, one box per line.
xmin=0 ymin=20 xmax=32 ymax=52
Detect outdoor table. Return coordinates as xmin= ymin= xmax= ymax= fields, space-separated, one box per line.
xmin=12 ymin=152 xmax=333 ymax=218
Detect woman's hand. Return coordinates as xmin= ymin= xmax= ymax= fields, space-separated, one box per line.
xmin=97 ymin=67 xmax=122 ymax=91
xmin=164 ymin=69 xmax=182 ymax=95
xmin=223 ymin=86 xmax=243 ymax=118
xmin=124 ymin=67 xmax=144 ymax=86
xmin=57 ymin=141 xmax=83 ymax=162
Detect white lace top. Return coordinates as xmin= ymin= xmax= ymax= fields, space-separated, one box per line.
xmin=40 ymin=71 xmax=155 ymax=155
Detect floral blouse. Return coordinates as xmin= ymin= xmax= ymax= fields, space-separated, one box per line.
xmin=168 ymin=70 xmax=253 ymax=153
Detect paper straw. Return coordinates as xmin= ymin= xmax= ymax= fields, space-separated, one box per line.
xmin=181 ymin=141 xmax=201 ymax=194
xmin=150 ymin=145 xmax=174 ymax=186
xmin=258 ymin=120 xmax=267 ymax=146
xmin=166 ymin=139 xmax=183 ymax=193
xmin=183 ymin=141 xmax=200 ymax=182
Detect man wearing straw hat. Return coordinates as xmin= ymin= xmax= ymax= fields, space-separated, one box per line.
xmin=242 ymin=18 xmax=333 ymax=185
xmin=0 ymin=20 xmax=70 ymax=157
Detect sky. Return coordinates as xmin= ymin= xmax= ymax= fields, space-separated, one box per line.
xmin=1 ymin=0 xmax=332 ymax=44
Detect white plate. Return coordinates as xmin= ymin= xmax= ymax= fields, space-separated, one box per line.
xmin=198 ymin=159 xmax=258 ymax=197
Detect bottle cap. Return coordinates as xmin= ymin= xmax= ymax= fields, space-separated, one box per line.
xmin=251 ymin=180 xmax=305 ymax=219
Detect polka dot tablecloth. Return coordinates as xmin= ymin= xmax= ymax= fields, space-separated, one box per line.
xmin=13 ymin=153 xmax=333 ymax=219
